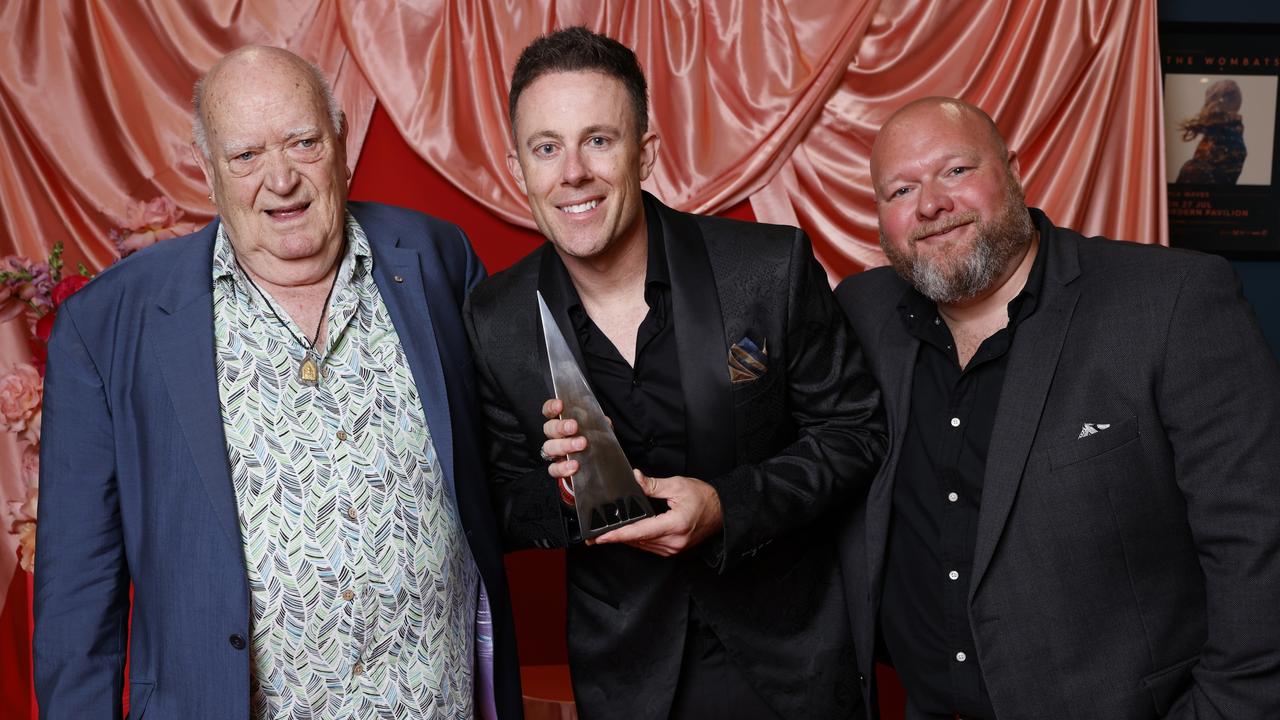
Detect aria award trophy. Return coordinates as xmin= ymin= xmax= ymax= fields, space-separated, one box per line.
xmin=537 ymin=291 xmax=655 ymax=539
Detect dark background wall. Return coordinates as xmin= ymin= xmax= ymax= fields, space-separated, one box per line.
xmin=1159 ymin=0 xmax=1280 ymax=356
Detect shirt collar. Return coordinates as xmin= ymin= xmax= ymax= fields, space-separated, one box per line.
xmin=212 ymin=210 xmax=372 ymax=285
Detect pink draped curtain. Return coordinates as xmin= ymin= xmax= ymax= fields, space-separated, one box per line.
xmin=0 ymin=0 xmax=1165 ymax=269
xmin=750 ymin=0 xmax=1167 ymax=278
xmin=0 ymin=0 xmax=377 ymax=267
xmin=0 ymin=0 xmax=1165 ymax=594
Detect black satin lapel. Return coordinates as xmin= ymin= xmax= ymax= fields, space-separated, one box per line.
xmin=536 ymin=246 xmax=588 ymax=398
xmin=970 ymin=281 xmax=1080 ymax=601
xmin=660 ymin=206 xmax=734 ymax=478
xmin=867 ymin=318 xmax=919 ymax=595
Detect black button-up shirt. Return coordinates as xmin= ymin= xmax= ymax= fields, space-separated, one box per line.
xmin=879 ymin=232 xmax=1047 ymax=719
xmin=544 ymin=197 xmax=687 ymax=495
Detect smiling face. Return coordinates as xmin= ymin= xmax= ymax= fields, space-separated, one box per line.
xmin=507 ymin=70 xmax=658 ymax=267
xmin=194 ymin=49 xmax=348 ymax=285
xmin=871 ymin=100 xmax=1033 ymax=304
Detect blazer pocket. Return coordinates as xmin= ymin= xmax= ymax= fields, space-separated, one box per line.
xmin=1047 ymin=415 xmax=1139 ymax=471
xmin=127 ymin=680 xmax=156 ymax=720
xmin=1140 ymin=655 xmax=1198 ymax=715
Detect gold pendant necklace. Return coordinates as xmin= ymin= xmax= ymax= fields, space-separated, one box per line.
xmin=237 ymin=259 xmax=340 ymax=387
xmin=299 ymin=355 xmax=320 ymax=384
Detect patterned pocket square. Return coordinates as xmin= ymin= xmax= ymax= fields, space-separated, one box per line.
xmin=728 ymin=336 xmax=768 ymax=384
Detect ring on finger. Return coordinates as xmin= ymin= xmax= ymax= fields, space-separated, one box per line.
xmin=539 ymin=447 xmax=554 ymax=463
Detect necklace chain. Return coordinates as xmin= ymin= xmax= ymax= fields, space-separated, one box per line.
xmin=235 ymin=258 xmax=341 ymax=357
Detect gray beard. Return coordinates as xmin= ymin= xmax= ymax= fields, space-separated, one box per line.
xmin=882 ymin=199 xmax=1034 ymax=305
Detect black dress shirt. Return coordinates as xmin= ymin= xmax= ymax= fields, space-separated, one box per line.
xmin=543 ymin=201 xmax=687 ymax=505
xmin=879 ymin=241 xmax=1047 ymax=719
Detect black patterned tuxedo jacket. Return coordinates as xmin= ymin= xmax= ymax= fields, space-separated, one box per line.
xmin=836 ymin=209 xmax=1280 ymax=719
xmin=464 ymin=193 xmax=885 ymax=720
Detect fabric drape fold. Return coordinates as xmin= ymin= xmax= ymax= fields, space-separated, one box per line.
xmin=0 ymin=0 xmax=376 ymax=265
xmin=749 ymin=0 xmax=1167 ymax=279
xmin=337 ymin=0 xmax=876 ymax=225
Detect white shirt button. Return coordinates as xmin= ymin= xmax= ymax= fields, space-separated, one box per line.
xmin=950 ymin=417 xmax=961 ymax=427
xmin=948 ymin=570 xmax=960 ymax=581
xmin=956 ymin=651 xmax=967 ymax=662
xmin=947 ymin=492 xmax=959 ymax=503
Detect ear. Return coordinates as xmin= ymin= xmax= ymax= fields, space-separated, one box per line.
xmin=638 ymin=131 xmax=660 ymax=182
xmin=506 ymin=148 xmax=528 ymax=195
xmin=192 ymin=142 xmax=216 ymax=203
xmin=1006 ymin=150 xmax=1022 ymax=185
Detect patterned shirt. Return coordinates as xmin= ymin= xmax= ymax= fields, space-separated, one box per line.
xmin=213 ymin=215 xmax=479 ymax=719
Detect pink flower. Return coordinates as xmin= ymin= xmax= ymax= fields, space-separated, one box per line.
xmin=0 ymin=255 xmax=54 ymax=320
xmin=20 ymin=441 xmax=39 ymax=488
xmin=114 ymin=196 xmax=194 ymax=258
xmin=0 ymin=363 xmax=42 ymax=433
xmin=125 ymin=196 xmax=184 ymax=232
xmin=115 ymin=224 xmax=195 ymax=257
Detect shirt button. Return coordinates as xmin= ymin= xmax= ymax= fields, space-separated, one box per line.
xmin=337 ymin=430 xmax=348 ymax=441
xmin=632 ymin=377 xmax=641 ymax=388
xmin=229 ymin=634 xmax=246 ymax=650
xmin=346 ymin=507 xmax=358 ymax=520
xmin=950 ymin=417 xmax=961 ymax=427
xmin=352 ymin=662 xmax=364 ymax=676
xmin=342 ymin=589 xmax=355 ymax=601
xmin=948 ymin=570 xmax=960 ymax=581
xmin=948 ymin=492 xmax=959 ymax=503
xmin=956 ymin=651 xmax=967 ymax=662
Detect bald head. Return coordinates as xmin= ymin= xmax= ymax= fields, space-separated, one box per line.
xmin=870 ymin=97 xmax=1010 ymax=200
xmin=192 ymin=46 xmax=343 ymax=158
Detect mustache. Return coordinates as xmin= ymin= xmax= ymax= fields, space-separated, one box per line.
xmin=910 ymin=211 xmax=980 ymax=243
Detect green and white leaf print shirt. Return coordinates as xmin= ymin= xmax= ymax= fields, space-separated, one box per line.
xmin=212 ymin=215 xmax=479 ymax=719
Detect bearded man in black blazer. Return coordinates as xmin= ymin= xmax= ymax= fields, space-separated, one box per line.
xmin=836 ymin=97 xmax=1280 ymax=719
xmin=463 ymin=27 xmax=885 ymax=720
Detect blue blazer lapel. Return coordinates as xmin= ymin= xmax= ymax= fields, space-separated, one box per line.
xmin=366 ymin=227 xmax=459 ymax=504
xmin=970 ymin=234 xmax=1082 ymax=602
xmin=148 ymin=222 xmax=240 ymax=545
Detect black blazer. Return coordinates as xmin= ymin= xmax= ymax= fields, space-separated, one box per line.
xmin=464 ymin=194 xmax=885 ymax=720
xmin=836 ymin=209 xmax=1280 ymax=719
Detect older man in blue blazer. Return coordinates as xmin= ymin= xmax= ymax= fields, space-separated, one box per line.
xmin=34 ymin=46 xmax=521 ymax=719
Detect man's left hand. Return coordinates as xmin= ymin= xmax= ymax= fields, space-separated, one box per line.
xmin=591 ymin=470 xmax=723 ymax=556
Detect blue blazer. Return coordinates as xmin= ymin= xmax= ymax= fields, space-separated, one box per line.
xmin=33 ymin=202 xmax=522 ymax=719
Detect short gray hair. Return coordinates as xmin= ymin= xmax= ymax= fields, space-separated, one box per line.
xmin=191 ymin=49 xmax=344 ymax=158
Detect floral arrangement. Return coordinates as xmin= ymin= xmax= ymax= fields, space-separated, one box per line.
xmin=2 ymin=196 xmax=193 ymax=572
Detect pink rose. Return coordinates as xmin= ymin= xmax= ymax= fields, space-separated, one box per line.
xmin=20 ymin=409 xmax=40 ymax=447
xmin=0 ymin=363 xmax=42 ymax=433
xmin=125 ymin=196 xmax=184 ymax=232
xmin=115 ymin=196 xmax=195 ymax=258
xmin=20 ymin=441 xmax=39 ymax=487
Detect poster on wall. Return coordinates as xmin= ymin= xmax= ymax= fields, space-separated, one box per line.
xmin=1161 ymin=24 xmax=1280 ymax=257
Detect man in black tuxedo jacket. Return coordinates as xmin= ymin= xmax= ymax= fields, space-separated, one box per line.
xmin=836 ymin=97 xmax=1280 ymax=719
xmin=463 ymin=27 xmax=886 ymax=720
